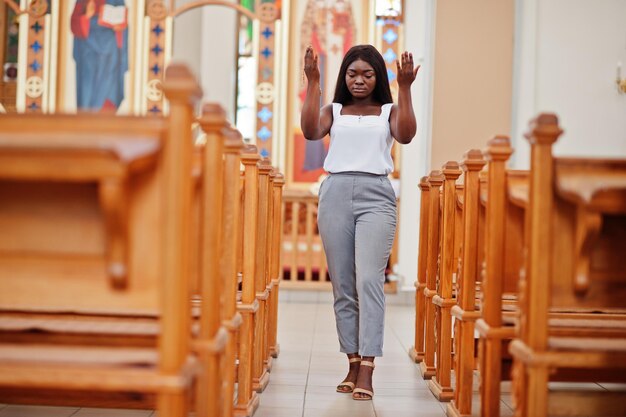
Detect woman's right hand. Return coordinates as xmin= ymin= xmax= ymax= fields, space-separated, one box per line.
xmin=304 ymin=46 xmax=320 ymax=83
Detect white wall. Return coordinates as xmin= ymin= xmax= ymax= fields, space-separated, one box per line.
xmin=200 ymin=6 xmax=238 ymax=120
xmin=512 ymin=0 xmax=626 ymax=168
xmin=395 ymin=0 xmax=434 ymax=290
xmin=172 ymin=9 xmax=203 ymax=88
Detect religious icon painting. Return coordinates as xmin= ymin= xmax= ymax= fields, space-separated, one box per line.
xmin=286 ymin=0 xmax=369 ymax=187
xmin=56 ymin=0 xmax=142 ymax=114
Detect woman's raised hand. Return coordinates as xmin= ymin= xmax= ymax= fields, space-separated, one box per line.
xmin=304 ymin=46 xmax=320 ymax=83
xmin=396 ymin=51 xmax=420 ymax=88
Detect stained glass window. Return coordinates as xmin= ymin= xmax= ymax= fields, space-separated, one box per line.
xmin=375 ymin=0 xmax=401 ymax=17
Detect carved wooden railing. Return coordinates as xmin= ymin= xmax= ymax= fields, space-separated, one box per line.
xmin=281 ymin=188 xmax=398 ymax=292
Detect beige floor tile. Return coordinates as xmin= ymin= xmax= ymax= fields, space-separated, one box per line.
xmin=372 ymin=395 xmax=445 ymax=413
xmin=73 ymin=409 xmax=152 ymax=417
xmin=304 ymin=393 xmax=375 ymax=412
xmin=255 ymin=406 xmax=302 ymax=417
xmin=303 ymin=409 xmax=375 ymax=417
xmin=0 ymin=405 xmax=79 ymax=417
xmin=375 ymin=410 xmax=445 ymax=417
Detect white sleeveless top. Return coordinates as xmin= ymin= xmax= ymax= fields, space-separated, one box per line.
xmin=323 ymin=103 xmax=394 ymax=175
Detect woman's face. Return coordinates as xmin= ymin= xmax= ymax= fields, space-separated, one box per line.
xmin=345 ymin=59 xmax=376 ymax=99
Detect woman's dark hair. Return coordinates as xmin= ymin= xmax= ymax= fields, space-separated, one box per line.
xmin=332 ymin=44 xmax=393 ymax=105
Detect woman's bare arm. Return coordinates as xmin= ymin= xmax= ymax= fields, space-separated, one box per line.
xmin=301 ymin=46 xmax=333 ymax=140
xmin=390 ymin=51 xmax=420 ymax=144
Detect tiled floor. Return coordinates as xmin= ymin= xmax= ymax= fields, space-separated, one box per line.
xmin=1 ymin=290 xmax=624 ymax=417
xmin=255 ymin=298 xmax=448 ymax=417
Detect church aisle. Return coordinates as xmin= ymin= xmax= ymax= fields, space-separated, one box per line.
xmin=256 ymin=293 xmax=453 ymax=417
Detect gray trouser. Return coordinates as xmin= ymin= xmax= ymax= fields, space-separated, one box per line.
xmin=317 ymin=172 xmax=397 ymax=357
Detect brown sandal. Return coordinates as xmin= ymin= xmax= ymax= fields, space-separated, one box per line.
xmin=336 ymin=357 xmax=361 ymax=393
xmin=352 ymin=360 xmax=375 ymax=400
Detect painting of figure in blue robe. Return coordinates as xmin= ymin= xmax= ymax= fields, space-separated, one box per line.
xmin=71 ymin=0 xmax=128 ymax=112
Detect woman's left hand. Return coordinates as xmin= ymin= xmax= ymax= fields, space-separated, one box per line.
xmin=396 ymin=51 xmax=420 ymax=88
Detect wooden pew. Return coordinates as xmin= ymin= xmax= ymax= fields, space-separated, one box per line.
xmin=409 ymin=176 xmax=431 ymax=364
xmin=509 ymin=114 xmax=626 ymax=417
xmin=421 ymin=171 xmax=444 ymax=379
xmin=0 ymin=71 xmax=274 ymax=417
xmin=0 ymin=64 xmax=202 ymax=417
xmin=448 ymin=150 xmax=486 ymax=417
xmin=430 ymin=162 xmax=462 ymax=401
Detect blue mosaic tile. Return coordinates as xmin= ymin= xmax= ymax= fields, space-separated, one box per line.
xmin=258 ymin=107 xmax=273 ymax=123
xmin=29 ymin=60 xmax=41 ymax=73
xmin=262 ymin=27 xmax=273 ymax=39
xmin=261 ymin=47 xmax=272 ymax=59
xmin=30 ymin=41 xmax=42 ymax=54
xmin=383 ymin=29 xmax=398 ymax=44
xmin=383 ymin=48 xmax=397 ymax=63
xmin=257 ymin=126 xmax=272 ymax=142
xmin=151 ymin=44 xmax=163 ymax=56
xmin=31 ymin=21 xmax=43 ymax=34
xmin=152 ymin=24 xmax=164 ymax=37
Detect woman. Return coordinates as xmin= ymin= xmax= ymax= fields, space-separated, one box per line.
xmin=300 ymin=44 xmax=419 ymax=400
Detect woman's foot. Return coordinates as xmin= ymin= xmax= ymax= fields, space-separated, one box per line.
xmin=336 ymin=354 xmax=361 ymax=393
xmin=352 ymin=357 xmax=375 ymax=400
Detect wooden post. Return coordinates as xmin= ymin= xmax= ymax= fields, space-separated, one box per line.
xmin=410 ymin=176 xmax=430 ymax=363
xmin=263 ymin=169 xmax=276 ymax=373
xmin=269 ymin=173 xmax=285 ymax=358
xmin=477 ymin=136 xmax=513 ymax=417
xmin=429 ymin=161 xmax=462 ymax=402
xmin=519 ymin=114 xmax=562 ymax=417
xmin=160 ymin=64 xmax=202 ymax=417
xmin=235 ymin=146 xmax=261 ymax=417
xmin=448 ymin=150 xmax=486 ymax=417
xmin=252 ymin=159 xmax=272 ymax=393
xmin=420 ymin=171 xmax=443 ymax=379
xmin=196 ymin=103 xmax=229 ymax=417
xmin=220 ymin=128 xmax=244 ymax=417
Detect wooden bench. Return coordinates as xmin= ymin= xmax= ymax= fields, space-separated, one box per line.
xmin=0 ymin=66 xmax=284 ymax=417
xmin=509 ymin=114 xmax=626 ymax=417
xmin=0 ymin=64 xmax=202 ymax=417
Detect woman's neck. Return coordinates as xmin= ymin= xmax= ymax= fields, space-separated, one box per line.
xmin=347 ymin=97 xmax=378 ymax=107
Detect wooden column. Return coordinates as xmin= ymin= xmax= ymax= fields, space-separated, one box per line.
xmin=429 ymin=161 xmax=462 ymax=401
xmin=252 ymin=158 xmax=272 ymax=393
xmin=410 ymin=176 xmax=430 ymax=363
xmin=220 ymin=128 xmax=244 ymax=417
xmin=448 ymin=150 xmax=486 ymax=417
xmin=235 ymin=145 xmax=261 ymax=417
xmin=23 ymin=2 xmax=49 ymax=113
xmin=420 ymin=171 xmax=443 ymax=379
xmin=144 ymin=0 xmax=169 ymax=115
